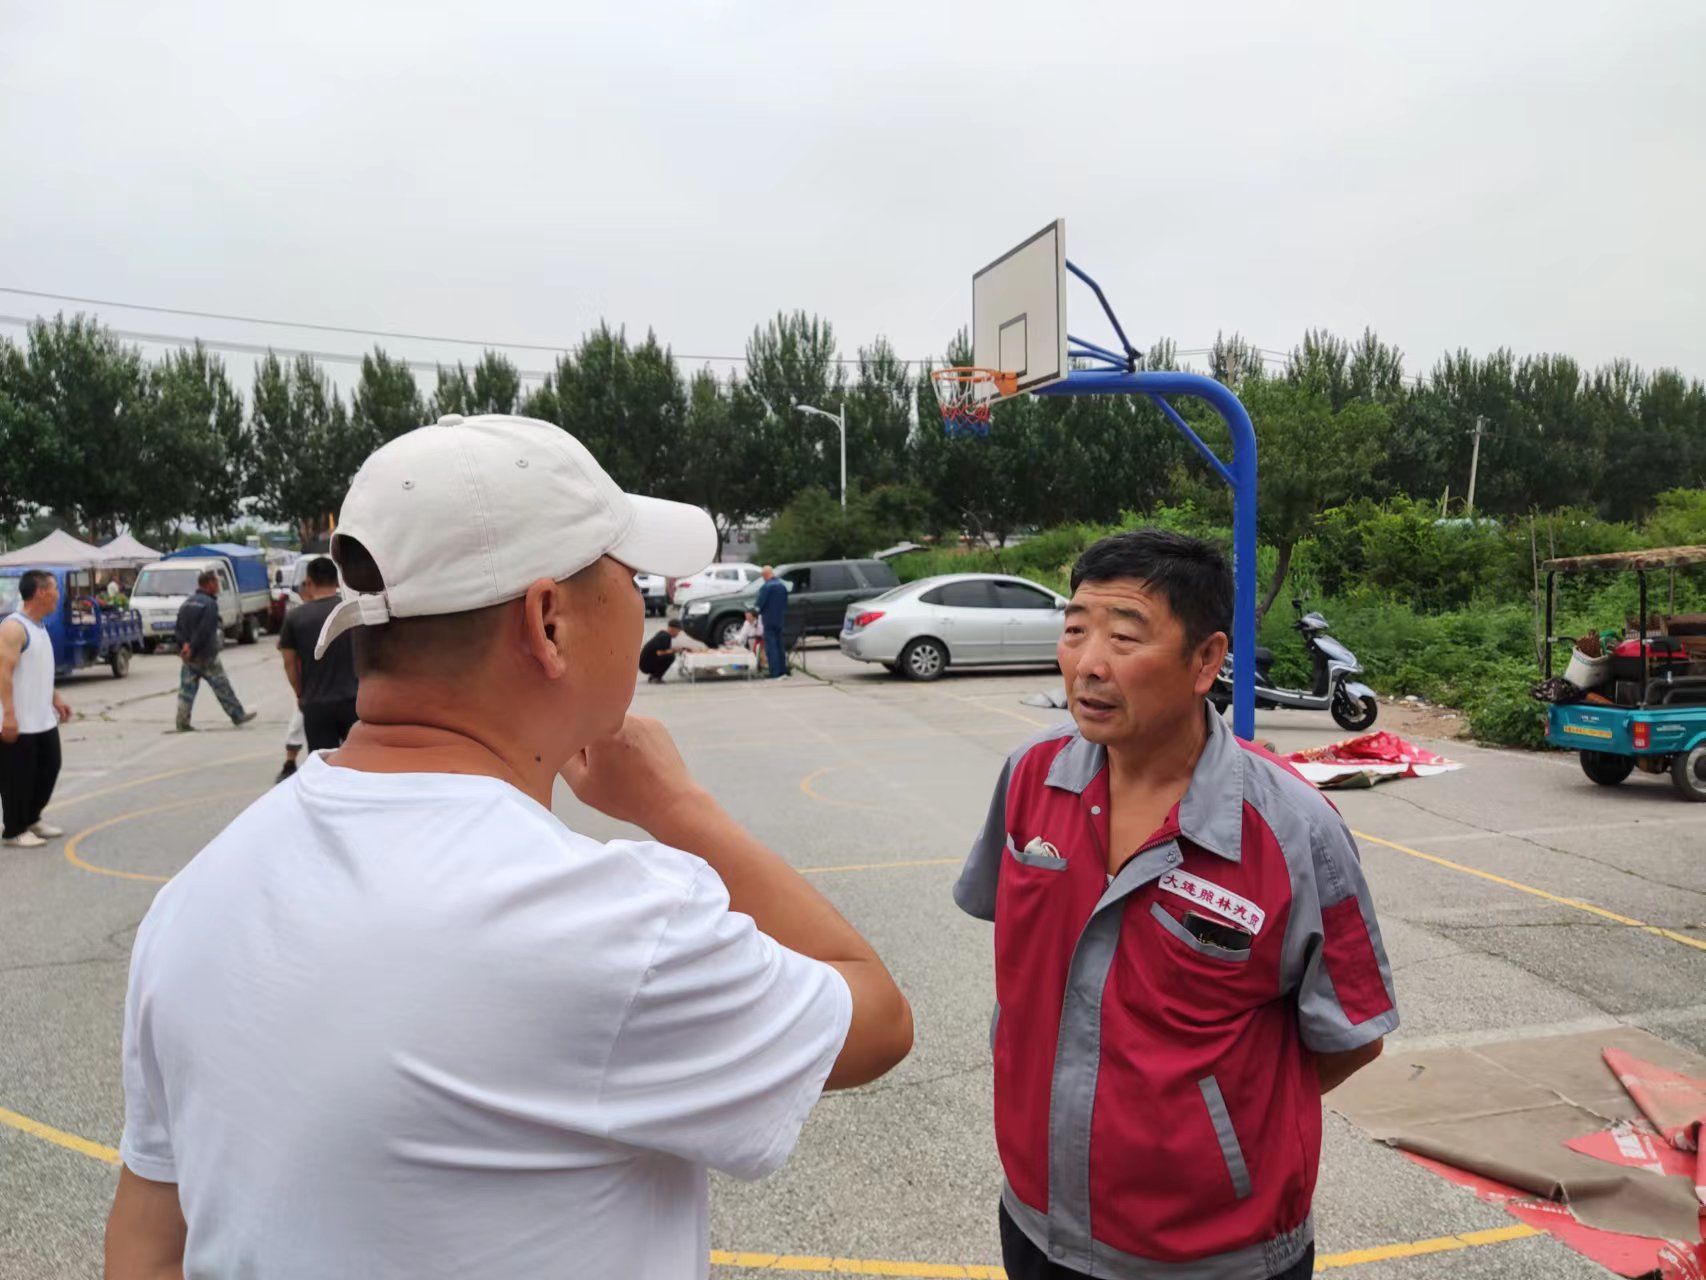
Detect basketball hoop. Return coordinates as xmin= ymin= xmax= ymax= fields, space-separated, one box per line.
xmin=932 ymin=367 xmax=1018 ymax=437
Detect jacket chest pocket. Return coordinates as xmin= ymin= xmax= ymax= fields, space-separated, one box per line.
xmin=993 ymin=834 xmax=1076 ymax=996
xmin=1122 ymin=898 xmax=1272 ymax=1024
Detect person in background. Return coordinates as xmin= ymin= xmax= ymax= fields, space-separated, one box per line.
xmin=737 ymin=608 xmax=762 ymax=657
xmin=639 ymin=619 xmax=688 ymax=684
xmin=0 ymin=570 xmax=73 ymax=849
xmin=954 ymin=530 xmax=1396 ymax=1280
xmin=276 ymin=557 xmax=359 ymax=752
xmin=174 ymin=571 xmax=256 ymax=733
xmin=105 ymin=413 xmax=911 ymax=1280
xmin=277 ymin=711 xmax=306 ymax=784
xmin=754 ymin=565 xmax=789 ymax=680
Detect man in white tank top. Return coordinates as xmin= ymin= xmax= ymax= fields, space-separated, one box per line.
xmin=0 ymin=569 xmax=73 ymax=849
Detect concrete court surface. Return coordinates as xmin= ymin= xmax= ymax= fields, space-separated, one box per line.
xmin=3 ymin=636 xmax=1704 ymax=1280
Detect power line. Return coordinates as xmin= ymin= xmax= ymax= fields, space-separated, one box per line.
xmin=0 ymin=292 xmax=1354 ymax=382
xmin=0 ymin=314 xmax=558 ymax=380
xmin=0 ymin=286 xmax=930 ymax=367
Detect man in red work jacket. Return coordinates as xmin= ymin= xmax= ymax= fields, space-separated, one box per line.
xmin=954 ymin=530 xmax=1398 ymax=1280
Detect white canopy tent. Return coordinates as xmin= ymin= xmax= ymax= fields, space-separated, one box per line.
xmin=0 ymin=529 xmax=108 ymax=568
xmin=98 ymin=532 xmax=164 ymax=568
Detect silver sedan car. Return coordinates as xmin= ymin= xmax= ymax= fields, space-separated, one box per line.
xmin=839 ymin=573 xmax=1067 ymax=681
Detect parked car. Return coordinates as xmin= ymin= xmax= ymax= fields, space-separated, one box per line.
xmin=671 ymin=562 xmax=761 ymax=608
xmin=633 ymin=573 xmax=669 ymax=616
xmin=679 ymin=559 xmax=900 ymax=649
xmin=839 ymin=573 xmax=1067 ymax=681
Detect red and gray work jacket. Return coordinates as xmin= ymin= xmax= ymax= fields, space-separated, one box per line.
xmin=954 ymin=708 xmax=1399 ymax=1279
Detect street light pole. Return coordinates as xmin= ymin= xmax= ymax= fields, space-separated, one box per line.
xmin=795 ymin=403 xmax=847 ymax=508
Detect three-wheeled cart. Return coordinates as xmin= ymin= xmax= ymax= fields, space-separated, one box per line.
xmin=1541 ymin=545 xmax=1706 ymax=802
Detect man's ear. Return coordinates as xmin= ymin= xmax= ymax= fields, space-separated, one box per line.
xmin=522 ymin=578 xmax=571 ymax=679
xmin=1193 ymin=631 xmax=1230 ymax=697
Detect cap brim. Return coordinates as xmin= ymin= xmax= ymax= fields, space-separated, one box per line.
xmin=313 ymin=595 xmax=368 ymax=660
xmin=610 ymin=494 xmax=717 ymax=580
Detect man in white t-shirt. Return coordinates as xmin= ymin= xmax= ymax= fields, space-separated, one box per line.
xmin=106 ymin=414 xmax=914 ymax=1280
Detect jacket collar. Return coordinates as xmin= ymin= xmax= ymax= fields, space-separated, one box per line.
xmin=1044 ymin=703 xmax=1244 ymax=863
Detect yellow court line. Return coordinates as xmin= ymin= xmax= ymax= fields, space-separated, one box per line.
xmin=2 ymin=1098 xmax=1539 ymax=1273
xmin=46 ymin=749 xmax=274 ymax=814
xmin=64 ymin=788 xmax=259 ymax=884
xmin=799 ymin=766 xmax=867 ymax=809
xmin=801 ymin=857 xmax=962 ymax=876
xmin=0 ymin=1104 xmax=120 ymax=1166
xmin=1353 ymin=830 xmax=1706 ymax=955
xmin=1314 ymin=1223 xmax=1541 ymax=1269
xmin=932 ymin=690 xmax=1056 ymax=731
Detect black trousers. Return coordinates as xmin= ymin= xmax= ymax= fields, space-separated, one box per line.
xmin=0 ymin=727 xmax=62 ymax=838
xmin=639 ymin=650 xmax=676 ymax=678
xmin=999 ymin=1205 xmax=1315 ymax=1280
xmin=302 ymin=699 xmax=359 ymax=753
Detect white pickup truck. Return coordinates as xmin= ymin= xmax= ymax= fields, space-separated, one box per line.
xmin=131 ymin=554 xmax=273 ymax=652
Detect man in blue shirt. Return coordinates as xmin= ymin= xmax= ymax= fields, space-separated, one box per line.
xmin=754 ymin=566 xmax=789 ymax=680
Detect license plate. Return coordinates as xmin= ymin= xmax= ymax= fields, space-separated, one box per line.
xmin=151 ymin=621 xmax=176 ymax=631
xmin=842 ymin=620 xmax=854 ymax=634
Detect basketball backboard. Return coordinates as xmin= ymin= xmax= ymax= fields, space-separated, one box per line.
xmin=972 ymin=218 xmax=1068 ymax=399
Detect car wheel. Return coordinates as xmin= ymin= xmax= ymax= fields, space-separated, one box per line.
xmin=1331 ymin=689 xmax=1378 ymax=731
xmin=899 ymin=638 xmax=947 ymax=682
xmin=714 ymin=617 xmax=744 ymax=649
xmin=238 ymin=615 xmax=257 ymax=645
xmin=1671 ymin=745 xmax=1706 ymax=802
xmin=1579 ymin=750 xmax=1634 ymax=787
xmin=142 ymin=638 xmax=158 ymax=655
xmin=109 ymin=647 xmax=131 ymax=678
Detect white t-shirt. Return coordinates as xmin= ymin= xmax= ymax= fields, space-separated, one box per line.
xmin=4 ymin=613 xmax=57 ymax=734
xmin=120 ymin=755 xmax=852 ymax=1280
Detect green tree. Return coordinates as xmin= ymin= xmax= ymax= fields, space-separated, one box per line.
xmin=677 ymin=368 xmax=767 ymax=554
xmin=248 ymin=353 xmax=365 ymax=545
xmin=843 ymin=337 xmax=913 ymax=488
xmin=526 ymin=325 xmax=689 ymax=497
xmin=352 ymin=347 xmax=426 ymax=447
xmin=431 ymin=351 xmax=523 ymax=418
xmin=139 ymin=344 xmax=247 ymax=540
xmin=1241 ymin=377 xmax=1389 ymax=616
xmin=0 ymin=337 xmax=52 ymax=529
xmin=10 ymin=316 xmax=150 ymax=538
xmin=741 ymin=311 xmax=845 ymax=504
xmin=758 ymin=483 xmax=931 ymax=563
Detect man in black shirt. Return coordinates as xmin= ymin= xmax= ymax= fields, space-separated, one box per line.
xmin=277 ymin=558 xmax=360 ymax=752
xmin=639 ymin=621 xmax=686 ymax=684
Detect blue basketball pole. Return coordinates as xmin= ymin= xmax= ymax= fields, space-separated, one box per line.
xmin=1033 ymin=369 xmax=1259 ymax=742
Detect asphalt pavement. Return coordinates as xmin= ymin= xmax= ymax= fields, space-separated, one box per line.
xmin=3 ymin=633 xmax=1704 ymax=1279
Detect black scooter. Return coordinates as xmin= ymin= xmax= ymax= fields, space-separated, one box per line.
xmin=1211 ymin=599 xmax=1379 ymax=732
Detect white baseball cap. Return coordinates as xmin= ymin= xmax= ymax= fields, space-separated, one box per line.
xmin=315 ymin=414 xmax=715 ymax=658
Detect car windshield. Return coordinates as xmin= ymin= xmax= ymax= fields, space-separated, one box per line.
xmin=133 ymin=568 xmax=203 ymax=596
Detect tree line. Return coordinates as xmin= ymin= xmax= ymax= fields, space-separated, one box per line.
xmin=1 ymin=313 xmax=1702 ymax=582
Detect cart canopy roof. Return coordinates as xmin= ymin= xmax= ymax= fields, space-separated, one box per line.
xmin=1543 ymin=545 xmax=1706 ymax=572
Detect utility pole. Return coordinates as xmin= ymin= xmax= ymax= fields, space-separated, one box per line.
xmin=1465 ymin=416 xmax=1486 ymax=516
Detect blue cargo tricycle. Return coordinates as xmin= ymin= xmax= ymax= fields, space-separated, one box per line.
xmin=1540 ymin=545 xmax=1706 ymax=802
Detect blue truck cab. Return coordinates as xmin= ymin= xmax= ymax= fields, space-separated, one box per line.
xmin=0 ymin=566 xmax=144 ymax=679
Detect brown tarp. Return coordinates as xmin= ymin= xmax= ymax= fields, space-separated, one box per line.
xmin=1331 ymin=1027 xmax=1705 ymax=1241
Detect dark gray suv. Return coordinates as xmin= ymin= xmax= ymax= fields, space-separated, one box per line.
xmin=679 ymin=559 xmax=901 ymax=649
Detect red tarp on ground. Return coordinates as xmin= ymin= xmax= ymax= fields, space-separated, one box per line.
xmin=1285 ymin=731 xmax=1463 ymax=788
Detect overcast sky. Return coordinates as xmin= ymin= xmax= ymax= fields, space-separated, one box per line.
xmin=4 ymin=0 xmax=1704 ymax=396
